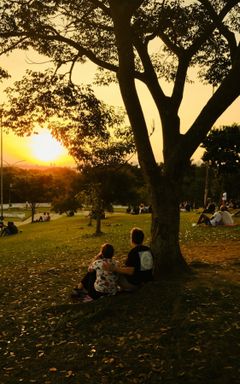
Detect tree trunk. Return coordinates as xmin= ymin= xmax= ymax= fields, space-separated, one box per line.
xmin=150 ymin=175 xmax=190 ymax=278
xmin=95 ymin=213 xmax=102 ymax=235
xmin=31 ymin=203 xmax=36 ymax=223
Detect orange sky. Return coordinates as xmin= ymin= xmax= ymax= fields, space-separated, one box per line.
xmin=0 ymin=50 xmax=239 ymax=167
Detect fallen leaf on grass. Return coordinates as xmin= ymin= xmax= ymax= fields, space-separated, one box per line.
xmin=65 ymin=370 xmax=74 ymax=377
xmin=49 ymin=367 xmax=57 ymax=372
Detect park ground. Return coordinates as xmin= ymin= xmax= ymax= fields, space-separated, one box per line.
xmin=0 ymin=211 xmax=240 ymax=383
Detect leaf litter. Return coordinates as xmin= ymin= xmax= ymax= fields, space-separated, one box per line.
xmin=0 ymin=213 xmax=240 ymax=383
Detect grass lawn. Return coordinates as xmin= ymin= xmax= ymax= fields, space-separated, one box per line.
xmin=0 ymin=211 xmax=240 ymax=383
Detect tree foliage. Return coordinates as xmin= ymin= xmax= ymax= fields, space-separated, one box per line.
xmin=201 ymin=124 xmax=240 ymax=203
xmin=2 ymin=166 xmax=78 ymax=203
xmin=2 ymin=70 xmax=135 ymax=169
xmin=201 ymin=124 xmax=240 ymax=174
xmin=12 ymin=174 xmax=52 ymax=222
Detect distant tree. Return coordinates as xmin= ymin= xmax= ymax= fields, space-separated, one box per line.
xmin=201 ymin=124 xmax=240 ymax=201
xmin=201 ymin=125 xmax=240 ymax=174
xmin=13 ymin=174 xmax=52 ymax=222
xmin=1 ymin=1 xmax=240 ymax=276
xmin=77 ymin=164 xmax=143 ymax=234
xmin=1 ymin=166 xmax=26 ymax=205
xmin=52 ymin=194 xmax=81 ymax=216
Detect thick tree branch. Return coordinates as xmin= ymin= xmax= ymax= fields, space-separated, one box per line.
xmin=171 ymin=57 xmax=190 ymax=109
xmin=157 ymin=30 xmax=183 ymax=58
xmin=110 ymin=1 xmax=157 ymax=182
xmin=133 ymin=36 xmax=166 ymax=105
xmin=42 ymin=31 xmax=145 ymax=81
xmin=178 ymin=44 xmax=240 ymax=165
xmin=188 ymin=0 xmax=239 ymax=59
xmin=109 ymin=0 xmax=145 ymax=19
xmin=198 ymin=0 xmax=238 ymax=62
xmin=172 ymin=0 xmax=239 ymax=109
xmin=0 ymin=36 xmax=28 ymax=55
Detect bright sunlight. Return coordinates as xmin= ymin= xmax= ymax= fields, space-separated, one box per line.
xmin=29 ymin=129 xmax=68 ymax=163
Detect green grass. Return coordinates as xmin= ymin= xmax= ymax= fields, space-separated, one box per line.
xmin=0 ymin=212 xmax=240 ymax=383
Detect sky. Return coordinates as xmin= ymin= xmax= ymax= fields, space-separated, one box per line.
xmin=0 ymin=49 xmax=239 ymax=168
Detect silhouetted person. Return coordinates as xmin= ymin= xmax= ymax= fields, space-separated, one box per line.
xmin=1 ymin=221 xmax=19 ymax=236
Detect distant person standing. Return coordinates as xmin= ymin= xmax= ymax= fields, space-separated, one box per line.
xmin=222 ymin=192 xmax=227 ymax=206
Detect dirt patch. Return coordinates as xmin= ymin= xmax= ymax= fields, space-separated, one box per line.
xmin=182 ymin=240 xmax=240 ymax=286
xmin=182 ymin=240 xmax=240 ymax=264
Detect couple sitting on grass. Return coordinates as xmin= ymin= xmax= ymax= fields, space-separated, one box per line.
xmin=71 ymin=227 xmax=154 ymax=302
xmin=197 ymin=204 xmax=234 ymax=226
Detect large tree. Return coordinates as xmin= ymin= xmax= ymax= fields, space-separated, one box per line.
xmin=1 ymin=0 xmax=240 ymax=276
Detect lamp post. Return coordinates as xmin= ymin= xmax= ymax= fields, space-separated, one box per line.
xmin=0 ymin=108 xmax=3 ymax=220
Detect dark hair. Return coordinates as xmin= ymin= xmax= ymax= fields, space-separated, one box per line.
xmin=101 ymin=243 xmax=114 ymax=259
xmin=220 ymin=205 xmax=228 ymax=211
xmin=131 ymin=227 xmax=144 ymax=245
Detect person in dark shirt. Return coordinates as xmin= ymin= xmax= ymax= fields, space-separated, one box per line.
xmin=104 ymin=227 xmax=153 ymax=291
xmin=1 ymin=221 xmax=18 ymax=236
xmin=203 ymin=200 xmax=216 ymax=215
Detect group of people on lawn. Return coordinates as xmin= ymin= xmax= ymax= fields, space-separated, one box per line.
xmin=72 ymin=202 xmax=236 ymax=302
xmin=71 ymin=227 xmax=154 ymax=302
xmin=35 ymin=212 xmax=51 ymax=222
xmin=0 ymin=220 xmax=19 ymax=236
xmin=197 ymin=203 xmax=234 ymax=226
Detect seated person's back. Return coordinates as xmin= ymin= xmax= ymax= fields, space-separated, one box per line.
xmin=221 ymin=209 xmax=234 ymax=225
xmin=126 ymin=244 xmax=153 ymax=285
xmin=3 ymin=222 xmax=19 ymax=235
xmin=210 ymin=211 xmax=222 ymax=226
xmin=210 ymin=206 xmax=234 ymax=226
xmin=203 ymin=202 xmax=216 ymax=214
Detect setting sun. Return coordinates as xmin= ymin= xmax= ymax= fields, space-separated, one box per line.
xmin=29 ymin=130 xmax=68 ymax=163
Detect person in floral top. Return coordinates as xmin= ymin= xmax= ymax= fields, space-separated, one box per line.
xmin=89 ymin=243 xmax=119 ymax=296
xmin=71 ymin=243 xmax=119 ymax=300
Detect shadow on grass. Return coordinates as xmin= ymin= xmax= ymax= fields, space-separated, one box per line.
xmin=36 ymin=270 xmax=240 ymax=383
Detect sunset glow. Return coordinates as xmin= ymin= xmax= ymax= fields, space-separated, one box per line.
xmin=29 ymin=130 xmax=68 ymax=163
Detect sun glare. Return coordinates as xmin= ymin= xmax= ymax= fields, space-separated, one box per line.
xmin=29 ymin=130 xmax=68 ymax=163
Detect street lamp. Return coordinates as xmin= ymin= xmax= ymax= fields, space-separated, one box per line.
xmin=0 ymin=104 xmax=25 ymax=220
xmin=0 ymin=107 xmax=3 ymax=220
xmin=0 ymin=102 xmax=25 ymax=217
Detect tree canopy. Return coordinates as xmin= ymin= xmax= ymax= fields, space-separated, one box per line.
xmin=2 ymin=70 xmax=135 ymax=169
xmin=1 ymin=0 xmax=240 ymax=275
xmin=201 ymin=124 xmax=240 ymax=174
xmin=1 ymin=0 xmax=239 ymax=176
